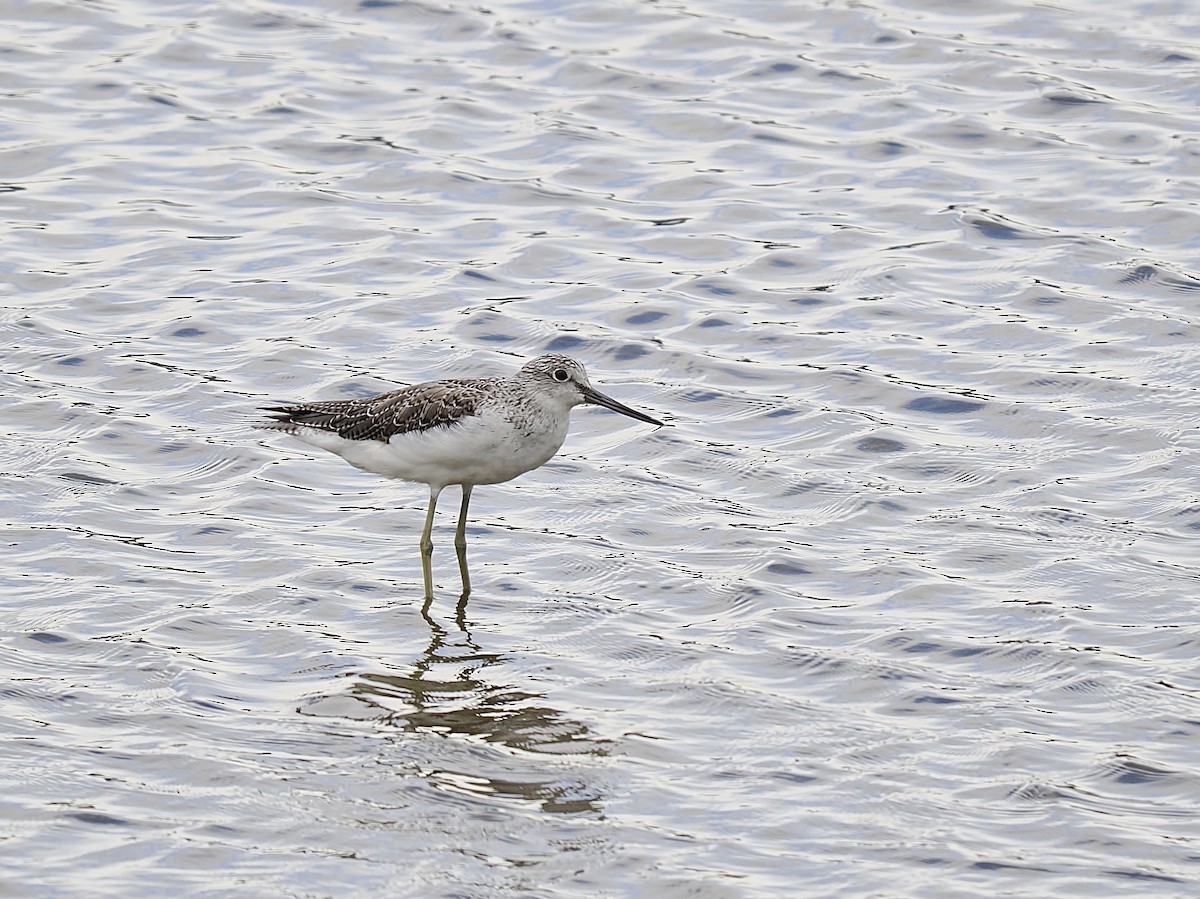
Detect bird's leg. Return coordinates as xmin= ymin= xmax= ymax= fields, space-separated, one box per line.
xmin=420 ymin=486 xmax=442 ymax=603
xmin=455 ymin=484 xmax=473 ymax=598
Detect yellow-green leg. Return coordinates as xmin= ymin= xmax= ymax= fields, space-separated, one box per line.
xmin=420 ymin=486 xmax=442 ymax=602
xmin=454 ymin=484 xmax=473 ymax=597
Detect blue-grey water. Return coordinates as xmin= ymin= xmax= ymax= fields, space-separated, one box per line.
xmin=3 ymin=0 xmax=1199 ymax=895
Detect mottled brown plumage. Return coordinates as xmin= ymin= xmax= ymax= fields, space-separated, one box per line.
xmin=261 ymin=379 xmax=490 ymax=442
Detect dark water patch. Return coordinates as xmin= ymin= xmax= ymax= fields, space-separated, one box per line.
xmin=912 ymin=693 xmax=964 ymax=705
xmin=964 ymin=215 xmax=1037 ymax=241
xmin=59 ymin=471 xmax=119 ymax=486
xmin=765 ymin=560 xmax=810 ymax=577
xmin=1043 ymin=89 xmax=1106 ymax=105
xmin=625 ymin=309 xmax=668 ymax=325
xmin=612 ymin=344 xmax=649 ymax=361
xmin=1100 ymin=754 xmax=1182 ymax=785
xmin=546 ymin=334 xmax=586 ymax=351
xmin=68 ymin=812 xmax=131 ymax=827
xmin=904 ymin=396 xmax=985 ymax=414
xmin=27 ymin=632 xmax=70 ymax=644
xmin=855 ymin=436 xmax=905 ymax=453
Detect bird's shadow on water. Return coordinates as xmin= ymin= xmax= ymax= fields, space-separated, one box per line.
xmin=300 ymin=590 xmax=611 ymax=814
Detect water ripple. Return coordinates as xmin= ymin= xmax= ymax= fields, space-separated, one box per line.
xmin=3 ymin=0 xmax=1200 ymax=895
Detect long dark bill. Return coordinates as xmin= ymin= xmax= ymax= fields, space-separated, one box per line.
xmin=581 ymin=385 xmax=665 ymax=427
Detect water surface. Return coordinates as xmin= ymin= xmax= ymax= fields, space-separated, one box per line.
xmin=2 ymin=0 xmax=1199 ymax=895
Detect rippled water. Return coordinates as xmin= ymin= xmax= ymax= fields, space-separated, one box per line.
xmin=4 ymin=0 xmax=1200 ymax=895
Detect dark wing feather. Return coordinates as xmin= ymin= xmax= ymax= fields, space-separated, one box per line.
xmin=261 ymin=378 xmax=490 ymax=442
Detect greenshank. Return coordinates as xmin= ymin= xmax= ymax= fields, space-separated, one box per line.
xmin=260 ymin=353 xmax=663 ymax=601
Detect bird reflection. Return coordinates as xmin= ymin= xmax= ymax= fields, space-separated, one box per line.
xmin=309 ymin=596 xmax=608 ymax=814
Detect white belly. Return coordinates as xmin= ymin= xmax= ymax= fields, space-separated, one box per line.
xmin=285 ymin=409 xmax=570 ymax=489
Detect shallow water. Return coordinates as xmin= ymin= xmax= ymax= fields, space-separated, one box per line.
xmin=3 ymin=0 xmax=1200 ymax=895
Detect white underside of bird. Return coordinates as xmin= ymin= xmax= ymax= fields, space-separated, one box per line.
xmin=280 ymin=405 xmax=570 ymax=490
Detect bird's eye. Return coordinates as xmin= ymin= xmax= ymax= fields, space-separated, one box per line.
xmin=552 ymin=369 xmax=570 ymax=382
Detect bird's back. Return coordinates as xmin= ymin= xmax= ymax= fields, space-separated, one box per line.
xmin=261 ymin=378 xmax=494 ymax=442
